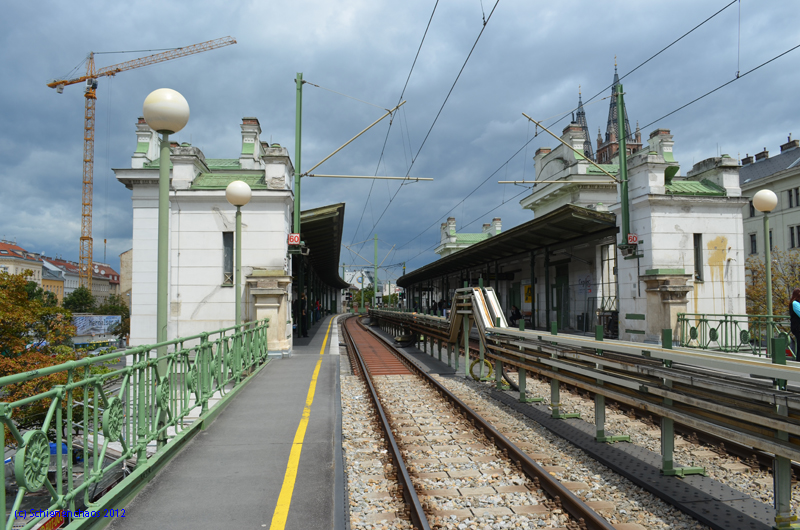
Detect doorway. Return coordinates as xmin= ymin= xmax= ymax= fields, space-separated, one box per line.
xmin=554 ymin=265 xmax=569 ymax=330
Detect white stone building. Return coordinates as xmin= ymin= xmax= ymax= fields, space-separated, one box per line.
xmin=116 ymin=117 xmax=346 ymax=357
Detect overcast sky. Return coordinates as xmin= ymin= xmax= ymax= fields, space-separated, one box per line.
xmin=2 ymin=1 xmax=798 ymax=284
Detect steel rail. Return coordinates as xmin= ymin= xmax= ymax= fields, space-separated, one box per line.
xmin=376 ymin=309 xmax=800 ymax=458
xmin=341 ymin=316 xmax=431 ymax=530
xmin=360 ymin=319 xmax=616 ymax=530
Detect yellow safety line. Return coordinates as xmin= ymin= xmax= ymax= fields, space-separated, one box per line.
xmin=269 ymin=317 xmax=333 ymax=530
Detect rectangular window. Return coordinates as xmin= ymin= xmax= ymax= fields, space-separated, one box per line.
xmin=791 ymin=226 xmax=796 ymax=249
xmin=790 ymin=190 xmax=795 ymax=209
xmin=222 ymin=232 xmax=233 ymax=285
xmin=796 ymin=188 xmax=799 ymax=208
xmin=749 ymin=200 xmax=755 ymax=217
xmin=769 ymin=229 xmax=773 ymax=250
xmin=693 ymin=234 xmax=703 ymax=281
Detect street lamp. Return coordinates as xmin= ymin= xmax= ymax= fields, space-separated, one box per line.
xmin=225 ymin=180 xmax=252 ymax=326
xmin=753 ymin=188 xmax=778 ymax=360
xmin=142 ymin=88 xmax=189 ymax=371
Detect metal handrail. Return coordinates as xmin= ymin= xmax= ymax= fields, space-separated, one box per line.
xmin=0 ymin=318 xmax=270 ymax=530
xmin=677 ymin=312 xmax=790 ymax=355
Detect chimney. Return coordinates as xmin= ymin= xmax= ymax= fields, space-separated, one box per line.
xmin=741 ymin=153 xmax=753 ymax=166
xmin=482 ymin=223 xmax=491 ymax=234
xmin=491 ymin=217 xmax=502 ymax=235
xmin=240 ymin=117 xmax=263 ymax=168
xmin=754 ymin=148 xmax=769 ymax=162
xmin=781 ymin=134 xmax=799 ymax=153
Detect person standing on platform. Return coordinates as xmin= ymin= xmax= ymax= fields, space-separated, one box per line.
xmin=301 ymin=293 xmax=308 ymax=337
xmin=790 ymin=289 xmax=800 ymax=355
xmin=509 ymin=305 xmax=522 ymax=327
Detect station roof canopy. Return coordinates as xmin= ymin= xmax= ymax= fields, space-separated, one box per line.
xmin=397 ymin=204 xmax=617 ymax=287
xmin=301 ymin=203 xmax=350 ymax=289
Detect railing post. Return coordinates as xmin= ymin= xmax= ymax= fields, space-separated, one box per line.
xmin=661 ymin=328 xmax=704 ymax=477
xmin=200 ymin=332 xmax=210 ymax=415
xmin=137 ymin=348 xmax=148 ymax=468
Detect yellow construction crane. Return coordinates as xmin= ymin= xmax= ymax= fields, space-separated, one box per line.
xmin=48 ymin=36 xmax=236 ymax=290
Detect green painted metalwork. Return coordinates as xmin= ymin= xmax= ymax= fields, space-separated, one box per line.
xmin=677 ymin=312 xmax=790 ymax=356
xmin=0 ymin=318 xmax=270 ymax=530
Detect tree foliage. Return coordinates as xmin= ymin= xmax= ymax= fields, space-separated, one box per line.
xmin=745 ymin=249 xmax=800 ymax=317
xmin=63 ymin=286 xmax=95 ymax=313
xmin=0 ymin=271 xmax=74 ymax=357
xmin=0 ymin=271 xmax=81 ymax=447
xmin=25 ymin=281 xmax=57 ymax=307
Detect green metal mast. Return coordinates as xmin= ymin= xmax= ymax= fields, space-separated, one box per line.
xmin=617 ymin=83 xmax=631 ymax=248
xmin=294 ymin=72 xmax=304 ymax=333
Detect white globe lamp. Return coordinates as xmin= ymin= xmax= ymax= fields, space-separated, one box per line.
xmin=226 ymin=180 xmax=252 ymax=207
xmin=753 ymin=189 xmax=778 ymax=213
xmin=142 ymin=88 xmax=190 ymax=134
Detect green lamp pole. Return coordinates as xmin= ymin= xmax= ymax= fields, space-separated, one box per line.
xmin=226 ymin=181 xmax=252 ymax=326
xmin=753 ymin=189 xmax=778 ymax=357
xmin=142 ymin=88 xmax=190 ymax=376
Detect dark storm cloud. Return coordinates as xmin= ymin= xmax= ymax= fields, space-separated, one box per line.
xmin=1 ymin=1 xmax=798 ymax=279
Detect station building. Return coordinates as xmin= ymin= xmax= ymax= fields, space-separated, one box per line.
xmin=399 ymin=72 xmax=747 ymax=344
xmin=115 ymin=117 xmax=347 ymax=357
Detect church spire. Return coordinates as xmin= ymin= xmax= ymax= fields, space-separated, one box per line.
xmin=574 ymin=86 xmax=594 ymax=160
xmin=605 ymin=58 xmax=632 ymax=144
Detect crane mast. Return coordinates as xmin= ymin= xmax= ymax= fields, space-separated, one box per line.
xmin=49 ymin=36 xmax=237 ymax=290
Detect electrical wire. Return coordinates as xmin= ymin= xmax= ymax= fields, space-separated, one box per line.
xmin=359 ymin=0 xmax=501 ymax=245
xmin=636 ymin=41 xmax=800 ymax=133
xmin=349 ymin=0 xmax=441 ymax=248
xmin=394 ymin=0 xmax=738 ymax=253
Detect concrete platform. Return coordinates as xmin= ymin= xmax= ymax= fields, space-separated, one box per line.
xmin=110 ymin=314 xmax=346 ymax=530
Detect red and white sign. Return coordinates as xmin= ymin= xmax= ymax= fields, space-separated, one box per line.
xmin=627 ymin=233 xmax=638 ymax=244
xmin=288 ymin=233 xmax=301 ymax=245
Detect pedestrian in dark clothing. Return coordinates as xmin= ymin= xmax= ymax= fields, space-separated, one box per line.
xmin=509 ymin=305 xmax=522 ymax=327
xmin=301 ymin=293 xmax=308 ymax=337
xmin=790 ymin=289 xmax=800 ymax=355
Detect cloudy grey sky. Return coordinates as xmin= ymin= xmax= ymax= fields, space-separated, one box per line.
xmin=2 ymin=1 xmax=798 ymax=283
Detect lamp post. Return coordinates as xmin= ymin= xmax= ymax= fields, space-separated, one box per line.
xmin=226 ymin=180 xmax=252 ymax=326
xmin=142 ymin=88 xmax=189 ymax=375
xmin=753 ymin=189 xmax=778 ymax=359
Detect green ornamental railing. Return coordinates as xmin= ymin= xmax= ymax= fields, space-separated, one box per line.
xmin=677 ymin=313 xmax=790 ymax=355
xmin=0 ymin=318 xmax=269 ymax=530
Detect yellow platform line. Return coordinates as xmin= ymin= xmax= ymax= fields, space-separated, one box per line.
xmin=269 ymin=317 xmax=333 ymax=530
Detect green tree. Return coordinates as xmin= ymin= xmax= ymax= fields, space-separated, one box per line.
xmin=745 ymin=248 xmax=800 ymax=317
xmin=0 ymin=271 xmax=74 ymax=357
xmin=63 ymin=286 xmax=95 ymax=313
xmin=25 ymin=281 xmax=57 ymax=307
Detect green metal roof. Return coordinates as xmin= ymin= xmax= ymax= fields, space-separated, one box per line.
xmin=206 ymin=159 xmax=241 ymax=169
xmin=299 ymin=203 xmax=349 ymax=289
xmin=455 ymin=233 xmax=491 ymax=244
xmin=191 ymin=174 xmax=268 ymax=190
xmin=142 ymin=158 xmax=172 ymax=169
xmin=665 ymin=179 xmax=726 ymax=197
xmin=586 ymin=164 xmax=618 ymax=175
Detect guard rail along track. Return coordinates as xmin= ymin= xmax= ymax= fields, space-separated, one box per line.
xmin=341 ymin=314 xmax=616 ymax=530
xmin=369 ymin=286 xmax=800 ymax=526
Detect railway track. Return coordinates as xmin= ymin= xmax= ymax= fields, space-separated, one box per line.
xmin=341 ymin=315 xmax=618 ymax=530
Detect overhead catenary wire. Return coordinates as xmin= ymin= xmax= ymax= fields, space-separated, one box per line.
xmin=394 ymin=0 xmax=739 ymax=254
xmin=358 ymin=0 xmax=501 ymax=248
xmin=350 ymin=0 xmax=441 ymax=248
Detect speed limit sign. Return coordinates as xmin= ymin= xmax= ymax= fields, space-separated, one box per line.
xmin=288 ymin=233 xmax=300 ymax=245
xmin=627 ymin=233 xmax=638 ymax=244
